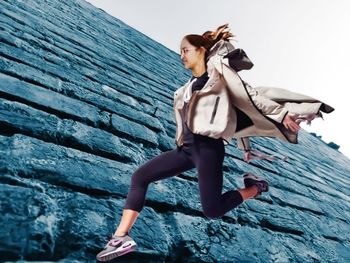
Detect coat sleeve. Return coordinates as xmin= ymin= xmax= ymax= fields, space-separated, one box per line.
xmin=244 ymin=82 xmax=289 ymax=123
xmin=220 ymin=47 xmax=288 ymax=122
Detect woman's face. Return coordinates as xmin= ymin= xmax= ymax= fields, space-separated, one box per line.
xmin=180 ymin=38 xmax=204 ymax=69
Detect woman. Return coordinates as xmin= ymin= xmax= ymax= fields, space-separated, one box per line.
xmin=190 ymin=27 xmax=333 ymax=162
xmin=96 ymin=24 xmax=333 ymax=261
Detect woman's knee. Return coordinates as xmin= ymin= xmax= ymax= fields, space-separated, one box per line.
xmin=202 ymin=207 xmax=222 ymax=219
xmin=130 ymin=167 xmax=150 ymax=187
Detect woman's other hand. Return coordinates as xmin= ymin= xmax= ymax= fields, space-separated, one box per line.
xmin=283 ymin=114 xmax=300 ymax=133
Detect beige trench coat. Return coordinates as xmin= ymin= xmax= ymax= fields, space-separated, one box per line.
xmin=173 ymin=40 xmax=334 ymax=149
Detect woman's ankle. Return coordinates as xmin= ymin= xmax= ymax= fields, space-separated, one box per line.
xmin=114 ymin=230 xmax=128 ymax=237
xmin=239 ymin=185 xmax=259 ymax=200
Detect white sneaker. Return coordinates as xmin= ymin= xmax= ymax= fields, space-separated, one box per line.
xmin=243 ymin=173 xmax=269 ymax=198
xmin=96 ymin=233 xmax=137 ymax=262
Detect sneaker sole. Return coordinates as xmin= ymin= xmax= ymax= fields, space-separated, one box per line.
xmin=97 ymin=242 xmax=137 ymax=262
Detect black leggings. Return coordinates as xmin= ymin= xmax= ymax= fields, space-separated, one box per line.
xmin=123 ymin=134 xmax=243 ymax=218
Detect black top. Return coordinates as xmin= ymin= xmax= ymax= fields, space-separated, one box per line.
xmin=190 ymin=72 xmax=209 ymax=92
xmin=181 ymin=72 xmax=209 ymax=144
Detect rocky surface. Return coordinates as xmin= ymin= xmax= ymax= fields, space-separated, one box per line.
xmin=1 ymin=0 xmax=350 ymax=262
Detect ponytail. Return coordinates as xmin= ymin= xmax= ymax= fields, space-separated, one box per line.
xmin=202 ymin=23 xmax=234 ymax=48
xmin=183 ymin=23 xmax=235 ymax=60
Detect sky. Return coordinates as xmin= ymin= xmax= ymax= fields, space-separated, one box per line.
xmin=86 ymin=0 xmax=350 ymax=159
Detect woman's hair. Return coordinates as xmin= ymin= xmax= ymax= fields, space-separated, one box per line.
xmin=184 ymin=23 xmax=234 ymax=60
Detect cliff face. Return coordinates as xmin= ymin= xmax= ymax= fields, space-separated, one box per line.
xmin=1 ymin=0 xmax=350 ymax=262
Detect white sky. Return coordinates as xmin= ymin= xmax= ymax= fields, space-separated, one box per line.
xmin=86 ymin=0 xmax=350 ymax=159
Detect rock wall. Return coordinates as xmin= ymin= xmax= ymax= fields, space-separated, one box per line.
xmin=1 ymin=0 xmax=350 ymax=262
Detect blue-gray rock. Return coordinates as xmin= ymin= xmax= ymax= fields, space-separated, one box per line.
xmin=1 ymin=0 xmax=350 ymax=262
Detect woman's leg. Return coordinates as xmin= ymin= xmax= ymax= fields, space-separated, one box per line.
xmin=115 ymin=147 xmax=195 ymax=235
xmin=194 ymin=138 xmax=256 ymax=219
xmin=114 ymin=209 xmax=139 ymax=236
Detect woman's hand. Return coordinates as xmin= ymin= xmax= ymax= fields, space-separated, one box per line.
xmin=283 ymin=114 xmax=300 ymax=133
xmin=243 ymin=150 xmax=253 ymax=163
xmin=243 ymin=149 xmax=276 ymax=162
